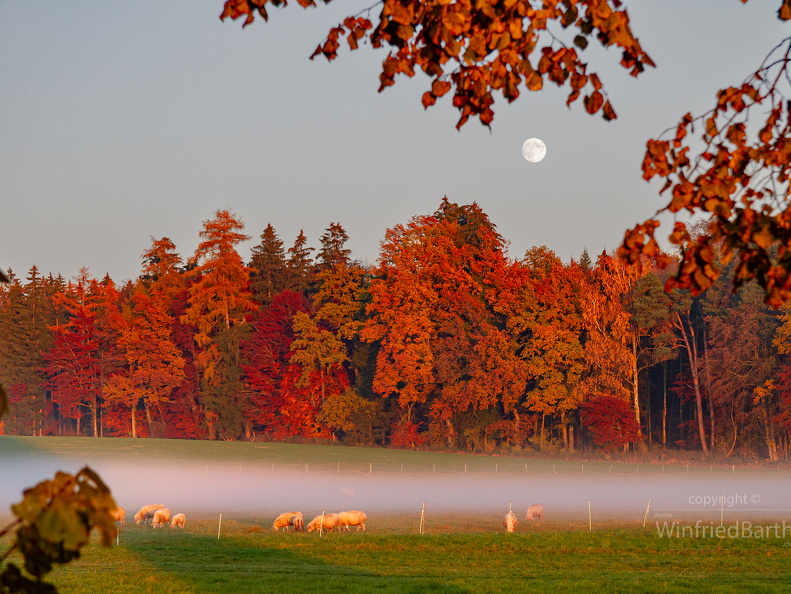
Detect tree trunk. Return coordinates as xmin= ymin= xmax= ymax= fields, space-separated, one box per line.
xmin=662 ymin=362 xmax=667 ymax=447
xmin=131 ymin=400 xmax=138 ymax=439
xmin=646 ymin=383 xmax=652 ymax=446
xmin=675 ymin=312 xmax=708 ymax=454
xmin=630 ymin=336 xmax=641 ymax=425
xmin=702 ymin=329 xmax=715 ymax=452
xmin=560 ymin=411 xmax=569 ymax=450
xmin=91 ymin=399 xmax=98 ymax=438
xmin=760 ymin=397 xmax=778 ymax=462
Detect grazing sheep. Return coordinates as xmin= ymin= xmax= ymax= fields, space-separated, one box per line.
xmin=110 ymin=506 xmax=126 ymax=525
xmin=170 ymin=513 xmax=186 ymax=528
xmin=525 ymin=504 xmax=544 ymax=522
xmin=503 ymin=511 xmax=517 ymax=533
xmin=337 ymin=510 xmax=367 ymax=532
xmin=307 ymin=513 xmax=339 ymax=533
xmin=152 ymin=508 xmax=172 ymax=528
xmin=272 ymin=511 xmax=304 ymax=532
xmin=134 ymin=504 xmax=166 ymax=525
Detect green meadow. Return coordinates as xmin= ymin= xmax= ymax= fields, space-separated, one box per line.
xmin=1 ymin=437 xmax=791 ymax=592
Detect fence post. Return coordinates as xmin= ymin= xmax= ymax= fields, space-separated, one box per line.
xmin=643 ymin=499 xmax=651 ymax=528
xmin=720 ymin=497 xmax=724 ymax=527
xmin=419 ymin=502 xmax=425 ymax=535
xmin=217 ymin=512 xmax=222 ymax=540
xmin=587 ymin=500 xmax=592 ymax=531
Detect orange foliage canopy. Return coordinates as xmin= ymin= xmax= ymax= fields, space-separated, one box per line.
xmin=220 ymin=0 xmax=653 ymax=128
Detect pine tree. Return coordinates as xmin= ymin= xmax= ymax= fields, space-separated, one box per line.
xmin=249 ymin=224 xmax=289 ymax=305
xmin=286 ymin=230 xmax=315 ymax=295
xmin=318 ymin=222 xmax=352 ymax=270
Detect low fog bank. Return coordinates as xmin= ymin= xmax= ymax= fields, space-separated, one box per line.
xmin=3 ymin=456 xmax=791 ymax=522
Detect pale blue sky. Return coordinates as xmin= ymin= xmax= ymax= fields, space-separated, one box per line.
xmin=1 ymin=1 xmax=786 ymax=282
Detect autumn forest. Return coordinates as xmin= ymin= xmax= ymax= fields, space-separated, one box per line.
xmin=2 ymin=199 xmax=790 ymax=461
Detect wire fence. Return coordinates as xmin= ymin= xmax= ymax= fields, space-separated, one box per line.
xmin=164 ymin=459 xmax=791 ymax=477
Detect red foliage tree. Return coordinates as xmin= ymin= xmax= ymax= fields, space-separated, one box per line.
xmin=241 ymin=290 xmax=309 ymax=438
xmin=581 ymin=394 xmax=643 ymax=452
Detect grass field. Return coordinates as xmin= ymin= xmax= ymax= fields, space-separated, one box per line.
xmin=2 ymin=436 xmax=791 ymax=592
xmin=25 ymin=519 xmax=791 ymax=593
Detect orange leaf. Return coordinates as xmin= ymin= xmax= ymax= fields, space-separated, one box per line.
xmin=584 ymin=91 xmax=603 ymax=114
xmin=431 ymin=79 xmax=451 ymax=97
xmin=526 ymin=71 xmax=543 ymax=91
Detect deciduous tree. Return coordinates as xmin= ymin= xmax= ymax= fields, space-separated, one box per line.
xmin=579 ymin=252 xmax=643 ymax=431
xmin=103 ymin=289 xmax=186 ymax=438
xmin=43 ymin=271 xmax=104 ymax=437
xmin=510 ymin=248 xmax=587 ymax=450
xmin=363 ymin=199 xmax=527 ymax=448
xmin=581 ymin=393 xmax=643 ymax=451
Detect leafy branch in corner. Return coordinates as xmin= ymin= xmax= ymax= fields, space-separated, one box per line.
xmin=621 ymin=28 xmax=791 ymax=307
xmin=0 ymin=467 xmax=118 ymax=594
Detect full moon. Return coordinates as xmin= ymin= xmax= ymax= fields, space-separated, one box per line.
xmin=522 ymin=138 xmax=547 ymax=163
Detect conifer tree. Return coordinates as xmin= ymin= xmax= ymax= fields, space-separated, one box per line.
xmin=249 ymin=224 xmax=289 ymax=305
xmin=182 ymin=210 xmax=258 ymax=439
xmin=318 ymin=222 xmax=352 ymax=270
xmin=286 ymin=230 xmax=315 ymax=296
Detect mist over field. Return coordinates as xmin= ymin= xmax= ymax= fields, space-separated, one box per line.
xmin=3 ymin=450 xmax=791 ymax=525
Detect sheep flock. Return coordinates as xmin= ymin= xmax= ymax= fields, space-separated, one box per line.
xmin=114 ymin=504 xmax=542 ymax=534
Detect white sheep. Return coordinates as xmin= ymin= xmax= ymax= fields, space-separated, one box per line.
xmin=170 ymin=513 xmax=186 ymax=528
xmin=337 ymin=510 xmax=367 ymax=532
xmin=134 ymin=504 xmax=166 ymax=525
xmin=273 ymin=511 xmax=304 ymax=532
xmin=307 ymin=513 xmax=339 ymax=533
xmin=110 ymin=506 xmax=126 ymax=525
xmin=525 ymin=504 xmax=544 ymax=522
xmin=152 ymin=508 xmax=172 ymax=528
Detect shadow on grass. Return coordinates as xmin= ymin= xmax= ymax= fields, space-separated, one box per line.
xmin=123 ymin=522 xmax=471 ymax=593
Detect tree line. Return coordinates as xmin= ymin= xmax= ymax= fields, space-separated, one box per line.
xmin=2 ymin=198 xmax=791 ymax=460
